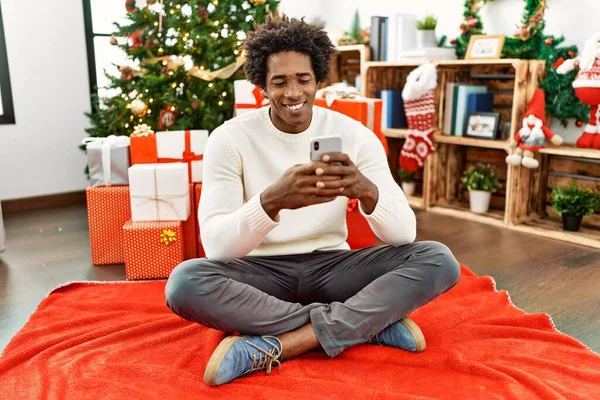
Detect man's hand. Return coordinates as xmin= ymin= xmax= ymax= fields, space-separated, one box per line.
xmin=314 ymin=153 xmax=379 ymax=215
xmin=260 ymin=162 xmax=345 ymax=220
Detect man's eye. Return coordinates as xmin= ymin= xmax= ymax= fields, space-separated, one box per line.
xmin=273 ymin=82 xmax=285 ymax=87
xmin=300 ymin=79 xmax=311 ymax=84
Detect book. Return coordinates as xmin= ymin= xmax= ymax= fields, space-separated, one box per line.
xmin=386 ymin=14 xmax=417 ymax=62
xmin=467 ymin=93 xmax=494 ymax=113
xmin=387 ymin=90 xmax=408 ymax=129
xmin=443 ymin=82 xmax=457 ymax=135
xmin=370 ymin=16 xmax=389 ymax=61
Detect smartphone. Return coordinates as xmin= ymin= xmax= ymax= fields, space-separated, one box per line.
xmin=310 ymin=135 xmax=342 ymax=164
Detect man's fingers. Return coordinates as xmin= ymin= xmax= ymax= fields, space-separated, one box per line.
xmin=316 ymin=178 xmax=353 ymax=189
xmin=322 ymin=153 xmax=352 ymax=166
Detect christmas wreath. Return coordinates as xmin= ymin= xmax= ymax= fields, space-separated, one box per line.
xmin=454 ymin=0 xmax=588 ymax=126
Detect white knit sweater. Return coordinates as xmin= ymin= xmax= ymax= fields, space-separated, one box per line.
xmin=199 ymin=106 xmax=416 ymax=261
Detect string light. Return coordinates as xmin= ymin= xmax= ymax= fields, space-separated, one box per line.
xmin=157 ymin=33 xmax=162 ymax=38
xmin=176 ymin=4 xmax=181 ymax=8
xmin=234 ymin=50 xmax=239 ymax=55
xmin=170 ymin=9 xmax=175 ymax=14
xmin=162 ymin=61 xmax=167 ymax=65
xmin=130 ymin=115 xmax=134 ymax=121
xmin=158 ymin=48 xmax=164 ymax=53
xmin=168 ymin=71 xmax=174 ymax=76
xmin=223 ymin=24 xmax=228 ymax=28
xmin=149 ymin=98 xmax=154 ymax=103
xmin=147 ymin=109 xmax=152 ymax=114
xmin=222 ymin=91 xmax=227 ymax=96
xmin=208 ymin=83 xmax=214 ymax=88
xmin=214 ymin=21 xmax=219 ymax=26
xmin=154 ymin=22 xmax=158 ymax=26
xmin=145 ymin=89 xmax=149 ymax=93
xmin=218 ymin=101 xmax=223 ymax=106
xmin=171 ymin=82 xmax=177 ymax=88
xmin=170 ymin=106 xmax=176 ymax=111
xmin=196 ymin=35 xmax=200 ymax=39
xmin=139 ymin=118 xmax=143 ymax=122
xmin=125 ymin=123 xmax=130 ymax=128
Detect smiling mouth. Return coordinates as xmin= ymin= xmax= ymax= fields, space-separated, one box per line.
xmin=284 ymin=102 xmax=306 ymax=111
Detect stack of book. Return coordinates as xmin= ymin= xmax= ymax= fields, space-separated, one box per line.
xmin=376 ymin=90 xmax=408 ymax=130
xmin=442 ymin=84 xmax=494 ymax=136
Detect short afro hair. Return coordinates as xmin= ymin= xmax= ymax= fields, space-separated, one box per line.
xmin=243 ymin=16 xmax=337 ymax=89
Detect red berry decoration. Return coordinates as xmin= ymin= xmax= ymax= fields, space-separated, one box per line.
xmin=450 ymin=38 xmax=457 ymax=45
xmin=568 ymin=50 xmax=575 ymax=57
xmin=125 ymin=0 xmax=136 ymax=12
xmin=545 ymin=38 xmax=553 ymax=45
xmin=576 ymin=120 xmax=584 ymax=127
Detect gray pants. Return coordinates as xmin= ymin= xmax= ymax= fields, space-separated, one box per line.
xmin=165 ymin=241 xmax=460 ymax=357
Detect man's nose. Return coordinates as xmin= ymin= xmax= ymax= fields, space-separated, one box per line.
xmin=285 ymin=81 xmax=302 ymax=98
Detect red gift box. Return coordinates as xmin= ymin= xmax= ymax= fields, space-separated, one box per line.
xmin=194 ymin=183 xmax=206 ymax=258
xmin=234 ymin=80 xmax=270 ymax=116
xmin=183 ymin=183 xmax=198 ymax=260
xmin=86 ymin=186 xmax=131 ymax=265
xmin=123 ymin=220 xmax=184 ymax=280
xmin=346 ymin=199 xmax=376 ymax=250
xmin=314 ymin=97 xmax=389 ymax=155
xmin=129 ymin=135 xmax=158 ymax=165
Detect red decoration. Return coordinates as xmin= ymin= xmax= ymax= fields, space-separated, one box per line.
xmin=576 ymin=120 xmax=584 ymax=127
xmin=568 ymin=50 xmax=575 ymax=57
xmin=551 ymin=57 xmax=565 ymax=69
xmin=125 ymin=0 xmax=136 ymax=12
xmin=159 ymin=109 xmax=177 ymax=129
xmin=450 ymin=38 xmax=457 ymax=45
xmin=129 ymin=30 xmax=144 ymax=49
xmin=545 ymin=38 xmax=553 ymax=45
xmin=197 ymin=6 xmax=209 ymax=19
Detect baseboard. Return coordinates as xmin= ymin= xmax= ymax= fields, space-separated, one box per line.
xmin=1 ymin=191 xmax=86 ymax=214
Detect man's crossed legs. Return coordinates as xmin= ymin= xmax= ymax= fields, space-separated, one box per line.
xmin=165 ymin=241 xmax=460 ymax=386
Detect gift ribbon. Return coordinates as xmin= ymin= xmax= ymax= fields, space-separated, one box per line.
xmin=82 ymin=135 xmax=130 ymax=186
xmin=157 ymin=130 xmax=203 ymax=181
xmin=236 ymin=85 xmax=269 ymax=110
xmin=131 ymin=167 xmax=188 ymax=220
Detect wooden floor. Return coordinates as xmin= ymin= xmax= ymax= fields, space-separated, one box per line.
xmin=1 ymin=204 xmax=599 ymax=353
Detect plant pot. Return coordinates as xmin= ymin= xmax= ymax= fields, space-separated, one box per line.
xmin=469 ymin=190 xmax=492 ymax=214
xmin=401 ymin=182 xmax=416 ymax=197
xmin=562 ymin=214 xmax=583 ymax=232
xmin=416 ymin=29 xmax=436 ymax=48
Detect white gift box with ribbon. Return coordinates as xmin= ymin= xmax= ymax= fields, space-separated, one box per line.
xmin=156 ymin=129 xmax=208 ymax=183
xmin=82 ymin=135 xmax=131 ymax=187
xmin=128 ymin=163 xmax=191 ymax=221
xmin=234 ymin=80 xmax=270 ymax=116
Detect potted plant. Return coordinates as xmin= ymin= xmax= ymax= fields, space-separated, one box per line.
xmin=461 ymin=164 xmax=500 ymax=214
xmin=551 ymin=183 xmax=599 ymax=232
xmin=398 ymin=168 xmax=416 ymax=196
xmin=416 ymin=15 xmax=437 ymax=48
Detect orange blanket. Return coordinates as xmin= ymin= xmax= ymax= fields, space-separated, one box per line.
xmin=1 ymin=266 xmax=599 ymax=399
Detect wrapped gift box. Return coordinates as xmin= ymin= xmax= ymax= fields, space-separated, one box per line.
xmin=156 ymin=130 xmax=208 ymax=182
xmin=86 ymin=186 xmax=131 ymax=265
xmin=123 ymin=220 xmax=184 ymax=280
xmin=346 ymin=199 xmax=376 ymax=250
xmin=129 ymin=163 xmax=191 ymax=221
xmin=182 ymin=183 xmax=198 ymax=260
xmin=130 ymin=135 xmax=158 ymax=165
xmin=194 ymin=183 xmax=206 ymax=258
xmin=234 ymin=80 xmax=270 ymax=116
xmin=83 ymin=136 xmax=131 ymax=187
xmin=314 ymin=97 xmax=389 ymax=155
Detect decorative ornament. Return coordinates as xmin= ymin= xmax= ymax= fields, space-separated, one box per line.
xmin=131 ymin=99 xmax=148 ymax=117
xmin=125 ymin=0 xmax=136 ymax=12
xmin=129 ymin=30 xmax=144 ymax=49
xmin=110 ymin=35 xmax=118 ymax=45
xmin=506 ymin=89 xmax=563 ymax=169
xmin=576 ymin=120 xmax=584 ymax=127
xmin=545 ymin=38 xmax=553 ymax=45
xmin=159 ymin=109 xmax=177 ymax=129
xmin=191 ymin=98 xmax=201 ymax=110
xmin=120 ymin=65 xmax=134 ymax=81
xmin=197 ymin=5 xmax=209 ymax=19
xmin=250 ymin=0 xmax=267 ymax=5
xmin=568 ymin=50 xmax=575 ymax=57
xmin=131 ymin=123 xmax=154 ymax=137
xmin=551 ymin=57 xmax=565 ymax=69
xmin=167 ymin=55 xmax=185 ymax=71
xmin=450 ymin=38 xmax=457 ymax=45
xmin=159 ymin=229 xmax=177 ymax=246
xmin=556 ymin=31 xmax=600 ymax=149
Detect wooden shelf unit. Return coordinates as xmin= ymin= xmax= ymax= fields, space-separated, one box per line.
xmin=322 ymin=45 xmax=371 ymax=96
xmin=369 ymin=59 xmax=600 ymax=249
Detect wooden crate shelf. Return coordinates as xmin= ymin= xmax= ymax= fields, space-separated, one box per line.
xmin=367 ymin=59 xmax=599 ymax=249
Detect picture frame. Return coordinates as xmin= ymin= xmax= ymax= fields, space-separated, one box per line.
xmin=0 ymin=4 xmax=15 ymax=124
xmin=464 ymin=112 xmax=500 ymax=140
xmin=465 ymin=35 xmax=505 ymax=60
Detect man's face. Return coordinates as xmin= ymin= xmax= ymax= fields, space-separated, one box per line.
xmin=264 ymin=51 xmax=318 ymax=133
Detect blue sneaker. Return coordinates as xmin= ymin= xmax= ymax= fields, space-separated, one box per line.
xmin=369 ymin=316 xmax=426 ymax=352
xmin=204 ymin=335 xmax=283 ymax=386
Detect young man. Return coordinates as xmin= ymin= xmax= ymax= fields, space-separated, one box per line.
xmin=165 ymin=16 xmax=460 ymax=386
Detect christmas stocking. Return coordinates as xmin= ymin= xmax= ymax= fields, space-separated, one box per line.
xmin=399 ymin=63 xmax=438 ymax=173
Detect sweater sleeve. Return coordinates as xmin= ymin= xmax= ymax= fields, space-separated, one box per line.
xmin=354 ymin=127 xmax=417 ymax=245
xmin=198 ymin=127 xmax=279 ymax=261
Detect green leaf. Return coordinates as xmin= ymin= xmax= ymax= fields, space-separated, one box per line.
xmin=461 ymin=164 xmax=500 ymax=192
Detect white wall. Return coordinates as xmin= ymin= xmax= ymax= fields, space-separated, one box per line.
xmin=0 ymin=0 xmax=90 ymax=201
xmin=321 ymin=0 xmax=600 ymax=143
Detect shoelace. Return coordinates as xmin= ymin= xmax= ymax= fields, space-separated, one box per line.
xmin=244 ymin=336 xmax=283 ymax=376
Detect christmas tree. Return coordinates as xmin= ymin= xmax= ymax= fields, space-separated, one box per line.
xmin=85 ymin=0 xmax=279 ymax=139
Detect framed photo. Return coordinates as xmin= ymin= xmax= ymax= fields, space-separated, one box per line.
xmin=465 ymin=35 xmax=505 ymax=60
xmin=464 ymin=112 xmax=500 ymax=140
